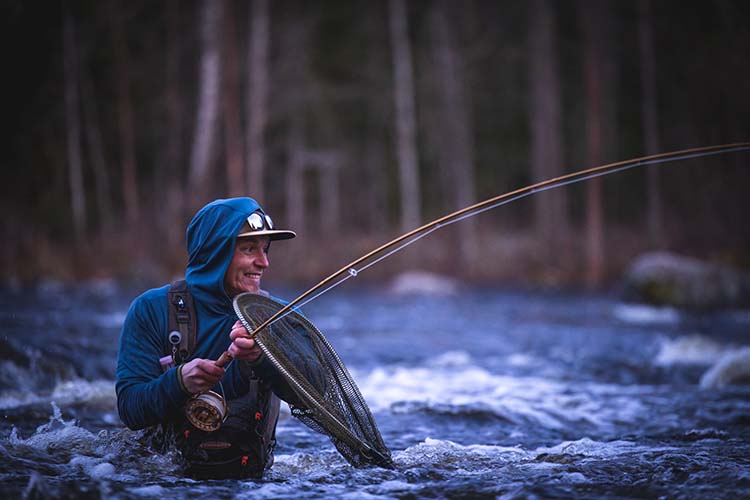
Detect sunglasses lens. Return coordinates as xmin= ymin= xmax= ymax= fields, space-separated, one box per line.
xmin=247 ymin=212 xmax=264 ymax=230
xmin=264 ymin=215 xmax=274 ymax=229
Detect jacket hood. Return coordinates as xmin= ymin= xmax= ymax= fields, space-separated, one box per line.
xmin=184 ymin=197 xmax=262 ymax=312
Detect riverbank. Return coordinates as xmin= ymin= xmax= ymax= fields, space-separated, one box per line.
xmin=6 ymin=223 xmax=748 ymax=292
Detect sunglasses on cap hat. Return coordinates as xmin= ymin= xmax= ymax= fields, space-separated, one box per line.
xmin=247 ymin=212 xmax=274 ymax=231
xmin=237 ymin=210 xmax=296 ymax=241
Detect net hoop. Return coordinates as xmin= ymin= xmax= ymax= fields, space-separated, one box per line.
xmin=233 ymin=292 xmax=393 ymax=468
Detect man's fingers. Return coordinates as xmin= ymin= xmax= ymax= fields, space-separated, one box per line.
xmin=234 ymin=336 xmax=256 ymax=349
xmin=196 ymin=360 xmax=225 ymax=377
xmin=228 ymin=341 xmax=255 ymax=357
xmin=228 ymin=334 xmax=262 ymax=362
xmin=180 ymin=358 xmax=225 ymax=394
xmin=229 ymin=325 xmax=251 ymax=340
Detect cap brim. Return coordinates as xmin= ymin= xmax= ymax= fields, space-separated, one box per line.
xmin=237 ymin=229 xmax=296 ymax=241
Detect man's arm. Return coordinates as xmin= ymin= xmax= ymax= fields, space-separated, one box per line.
xmin=115 ymin=295 xmax=191 ymax=430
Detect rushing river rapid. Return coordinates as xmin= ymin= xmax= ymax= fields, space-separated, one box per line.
xmin=1 ymin=282 xmax=749 ymax=499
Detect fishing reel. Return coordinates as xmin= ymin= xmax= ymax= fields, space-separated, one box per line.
xmin=169 ymin=329 xmax=229 ymax=432
xmin=185 ymin=390 xmax=228 ymax=432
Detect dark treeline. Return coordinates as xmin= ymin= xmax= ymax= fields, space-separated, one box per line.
xmin=1 ymin=0 xmax=748 ymax=287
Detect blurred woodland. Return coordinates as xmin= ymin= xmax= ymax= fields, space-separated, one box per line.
xmin=1 ymin=0 xmax=748 ymax=288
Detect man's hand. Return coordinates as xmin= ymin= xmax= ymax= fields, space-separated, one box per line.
xmin=180 ymin=358 xmax=225 ymax=394
xmin=228 ymin=320 xmax=263 ymax=363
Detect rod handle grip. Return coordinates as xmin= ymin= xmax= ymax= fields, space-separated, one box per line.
xmin=215 ymin=351 xmax=233 ymax=368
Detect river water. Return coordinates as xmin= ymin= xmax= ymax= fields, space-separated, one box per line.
xmin=1 ymin=282 xmax=749 ymax=499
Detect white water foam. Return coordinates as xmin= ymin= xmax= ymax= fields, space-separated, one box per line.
xmin=396 ymin=436 xmax=654 ymax=470
xmin=0 ymin=360 xmax=47 ymax=408
xmin=69 ymin=455 xmax=117 ymax=479
xmin=129 ymin=485 xmax=168 ymax=496
xmin=0 ymin=379 xmax=115 ymax=411
xmin=6 ymin=402 xmax=112 ymax=472
xmin=270 ymin=449 xmax=346 ymax=477
xmin=0 ymin=390 xmax=45 ymax=410
xmin=50 ymin=379 xmax=116 ymax=404
xmin=654 ymin=334 xmax=732 ymax=366
xmin=613 ymin=303 xmax=681 ymax=325
xmin=376 ymin=480 xmax=420 ymax=494
xmin=9 ymin=402 xmax=94 ymax=446
xmin=355 ymin=351 xmax=646 ymax=431
xmin=6 ymin=402 xmax=186 ymax=487
xmin=532 ymin=437 xmax=637 ymax=458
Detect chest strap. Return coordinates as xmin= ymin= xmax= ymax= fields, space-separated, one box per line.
xmin=168 ymin=279 xmax=197 ymax=364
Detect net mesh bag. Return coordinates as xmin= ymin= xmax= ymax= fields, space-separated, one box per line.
xmin=233 ymin=293 xmax=393 ymax=468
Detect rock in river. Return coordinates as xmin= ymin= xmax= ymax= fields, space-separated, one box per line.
xmin=621 ymin=252 xmax=750 ymax=309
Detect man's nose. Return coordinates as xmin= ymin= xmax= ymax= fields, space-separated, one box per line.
xmin=256 ymin=251 xmax=269 ymax=268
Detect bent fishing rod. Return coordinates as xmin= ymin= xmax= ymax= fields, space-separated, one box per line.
xmin=216 ymin=141 xmax=749 ymax=366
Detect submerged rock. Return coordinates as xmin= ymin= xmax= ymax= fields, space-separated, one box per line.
xmin=700 ymin=347 xmax=750 ymax=388
xmin=388 ymin=270 xmax=461 ymax=296
xmin=621 ymin=252 xmax=750 ymax=309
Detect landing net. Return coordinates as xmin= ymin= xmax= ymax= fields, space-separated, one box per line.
xmin=233 ymin=293 xmax=393 ymax=468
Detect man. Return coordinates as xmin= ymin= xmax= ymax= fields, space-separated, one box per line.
xmin=116 ymin=197 xmax=296 ymax=479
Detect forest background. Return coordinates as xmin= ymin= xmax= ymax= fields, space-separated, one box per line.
xmin=1 ymin=0 xmax=748 ymax=290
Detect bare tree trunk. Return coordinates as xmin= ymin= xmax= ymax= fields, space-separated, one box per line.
xmin=361 ymin=6 xmax=389 ymax=235
xmin=638 ymin=0 xmax=664 ymax=247
xmin=188 ymin=0 xmax=223 ymax=206
xmin=63 ymin=12 xmax=87 ymax=242
xmin=281 ymin=12 xmax=310 ymax=234
xmin=222 ymin=0 xmax=244 ymax=197
xmin=528 ymin=0 xmax=566 ymax=245
xmin=286 ymin=116 xmax=305 ymax=233
xmin=164 ymin=0 xmax=184 ymax=249
xmin=580 ymin=0 xmax=608 ymax=288
xmin=246 ymin=0 xmax=270 ymax=201
xmin=111 ymin=2 xmax=139 ymax=228
xmin=363 ymin=120 xmax=388 ymax=233
xmin=389 ymin=0 xmax=421 ymax=233
xmin=320 ymin=164 xmax=340 ymax=235
xmin=430 ymin=0 xmax=478 ymax=270
xmin=80 ymin=62 xmax=114 ymax=233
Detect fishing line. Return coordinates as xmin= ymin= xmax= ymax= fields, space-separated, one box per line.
xmin=283 ymin=143 xmax=749 ymax=320
xmin=210 ymin=143 xmax=747 ymax=468
xmin=226 ymin=142 xmax=748 ymax=348
xmin=448 ymin=144 xmax=749 ymax=226
xmin=291 ymin=226 xmax=441 ymax=312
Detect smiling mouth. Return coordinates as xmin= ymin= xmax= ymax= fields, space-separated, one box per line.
xmin=244 ymin=272 xmax=262 ymax=279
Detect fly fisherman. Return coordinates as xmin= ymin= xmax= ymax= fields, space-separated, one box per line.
xmin=116 ymin=197 xmax=299 ymax=479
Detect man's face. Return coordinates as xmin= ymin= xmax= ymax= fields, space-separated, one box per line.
xmin=223 ymin=236 xmax=271 ymax=297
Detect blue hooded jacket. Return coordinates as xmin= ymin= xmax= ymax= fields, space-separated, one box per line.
xmin=116 ymin=197 xmax=272 ymax=430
